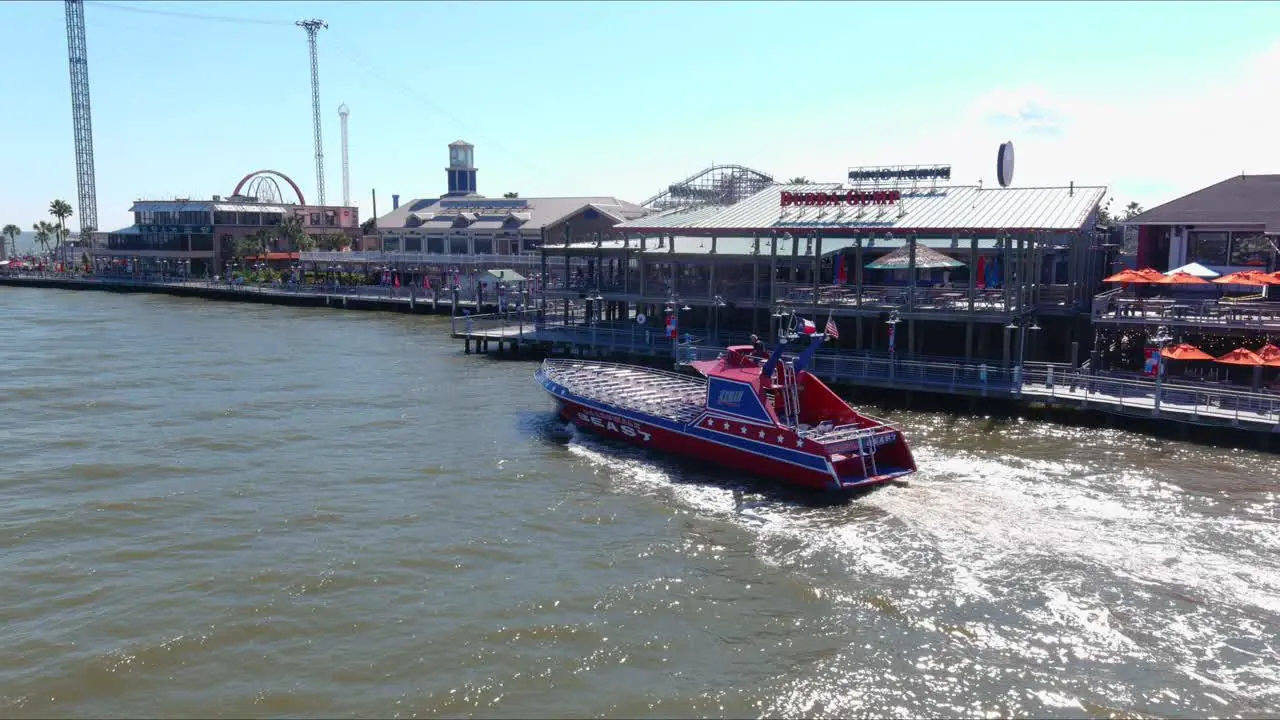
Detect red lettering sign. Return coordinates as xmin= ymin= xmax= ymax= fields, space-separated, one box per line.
xmin=780 ymin=190 xmax=901 ymax=207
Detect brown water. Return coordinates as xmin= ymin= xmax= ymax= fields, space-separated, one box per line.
xmin=1 ymin=286 xmax=1278 ymax=719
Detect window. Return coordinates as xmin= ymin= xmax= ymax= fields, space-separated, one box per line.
xmin=1229 ymin=232 xmax=1272 ymax=267
xmin=427 ymin=237 xmax=444 ymax=254
xmin=1187 ymin=231 xmax=1228 ymax=265
xmin=325 ymin=212 xmax=336 ymax=227
xmin=403 ymin=236 xmax=422 ymax=252
xmin=383 ymin=236 xmax=401 ymax=251
xmin=309 ymin=213 xmax=320 ymax=226
xmin=449 ymin=237 xmax=468 ymax=254
xmin=473 ymin=237 xmax=492 ymax=254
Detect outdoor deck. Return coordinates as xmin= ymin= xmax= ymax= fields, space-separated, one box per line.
xmin=1091 ymin=288 xmax=1280 ymax=331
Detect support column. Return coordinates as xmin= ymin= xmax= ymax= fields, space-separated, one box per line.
xmin=906 ymin=234 xmax=918 ymax=311
xmin=768 ymin=231 xmax=779 ymax=311
xmin=967 ymin=233 xmax=977 ymax=313
xmin=1001 ymin=234 xmax=1011 ymax=313
xmin=811 ymin=234 xmax=822 ymax=317
xmin=854 ymin=234 xmax=864 ymax=309
xmin=789 ymin=232 xmax=799 ymax=285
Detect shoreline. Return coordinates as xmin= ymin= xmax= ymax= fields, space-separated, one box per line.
xmin=4 ymin=274 xmax=1277 ymax=451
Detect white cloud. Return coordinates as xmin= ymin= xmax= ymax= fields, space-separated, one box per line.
xmin=753 ymin=42 xmax=1280 ymax=213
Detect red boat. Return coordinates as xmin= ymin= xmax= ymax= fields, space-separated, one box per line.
xmin=534 ymin=333 xmax=916 ymax=492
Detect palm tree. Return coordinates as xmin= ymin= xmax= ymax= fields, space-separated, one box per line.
xmin=1120 ymin=201 xmax=1144 ymax=221
xmin=32 ymin=221 xmax=54 ymax=256
xmin=49 ymin=199 xmax=73 ymax=257
xmin=278 ymin=214 xmax=311 ymax=251
xmin=788 ymin=176 xmax=809 ymax=184
xmin=503 ymin=191 xmax=519 ymax=199
xmin=1 ymin=224 xmax=19 ymax=257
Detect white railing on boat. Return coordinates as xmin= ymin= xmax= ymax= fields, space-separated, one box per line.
xmin=804 ymin=422 xmax=895 ymax=445
xmin=539 ymin=359 xmax=706 ymax=423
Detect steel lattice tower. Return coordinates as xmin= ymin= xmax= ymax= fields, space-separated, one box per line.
xmin=338 ymin=103 xmax=350 ymax=207
xmin=297 ymin=18 xmax=328 ymax=206
xmin=64 ymin=0 xmax=98 ymax=234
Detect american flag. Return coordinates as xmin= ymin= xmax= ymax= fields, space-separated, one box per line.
xmin=824 ymin=311 xmax=839 ymax=340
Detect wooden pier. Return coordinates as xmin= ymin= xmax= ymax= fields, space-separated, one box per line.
xmin=452 ymin=313 xmax=1280 ymax=437
xmin=0 ymin=274 xmax=502 ymax=316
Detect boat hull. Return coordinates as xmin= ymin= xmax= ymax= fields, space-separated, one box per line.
xmin=554 ymin=396 xmax=842 ymax=491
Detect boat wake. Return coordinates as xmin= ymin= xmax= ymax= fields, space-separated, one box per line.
xmin=562 ymin=423 xmax=1280 ymax=718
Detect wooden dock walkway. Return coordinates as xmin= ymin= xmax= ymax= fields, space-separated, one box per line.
xmin=452 ymin=314 xmax=1280 ymax=435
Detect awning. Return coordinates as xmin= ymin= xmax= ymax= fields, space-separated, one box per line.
xmin=865 ymin=244 xmax=964 ymax=270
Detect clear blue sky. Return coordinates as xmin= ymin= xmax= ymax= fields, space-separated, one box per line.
xmin=3 ymin=0 xmax=1279 ymax=234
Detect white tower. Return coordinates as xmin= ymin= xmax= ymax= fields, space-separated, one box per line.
xmin=338 ymin=103 xmax=350 ymax=207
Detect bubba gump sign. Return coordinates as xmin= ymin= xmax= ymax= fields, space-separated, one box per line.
xmin=780 ymin=189 xmax=902 ymax=207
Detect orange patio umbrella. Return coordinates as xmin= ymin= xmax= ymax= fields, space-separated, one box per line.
xmin=1161 ymin=343 xmax=1215 ymax=361
xmin=1215 ymin=347 xmax=1265 ymax=366
xmin=1257 ymin=344 xmax=1280 ymax=367
xmin=1213 ymin=270 xmax=1279 ymax=286
xmin=1156 ymin=271 xmax=1211 ymax=285
xmin=1103 ymin=268 xmax=1155 ymax=283
xmin=1136 ymin=267 xmax=1167 ymax=280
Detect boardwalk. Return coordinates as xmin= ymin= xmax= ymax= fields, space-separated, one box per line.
xmin=453 ymin=314 xmax=1280 ymax=433
xmin=0 ymin=274 xmax=500 ymax=314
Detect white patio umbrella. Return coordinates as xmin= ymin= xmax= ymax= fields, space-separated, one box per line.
xmin=1164 ymin=262 xmax=1220 ymax=278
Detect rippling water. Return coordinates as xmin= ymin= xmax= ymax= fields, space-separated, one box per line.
xmin=1 ymin=286 xmax=1278 ymax=719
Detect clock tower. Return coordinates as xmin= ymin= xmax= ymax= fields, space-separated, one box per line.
xmin=446 ymin=140 xmax=477 ymax=196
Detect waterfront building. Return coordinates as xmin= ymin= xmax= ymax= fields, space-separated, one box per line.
xmin=93 ymin=171 xmax=361 ymax=277
xmin=299 ymin=140 xmax=647 ymax=287
xmin=541 ymin=165 xmax=1111 ymax=366
xmin=1128 ymin=174 xmax=1279 ymax=274
xmin=1091 ymin=175 xmax=1280 ymax=360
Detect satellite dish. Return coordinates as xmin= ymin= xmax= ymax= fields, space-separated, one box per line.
xmin=635 ymin=313 xmax=647 ymax=325
xmin=997 ymin=141 xmax=1015 ymax=188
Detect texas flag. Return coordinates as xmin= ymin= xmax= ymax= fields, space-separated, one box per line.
xmin=798 ymin=317 xmax=817 ymax=335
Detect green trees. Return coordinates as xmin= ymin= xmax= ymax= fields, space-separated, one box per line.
xmin=49 ymin=199 xmax=73 ymax=255
xmin=32 ymin=221 xmax=55 ymax=255
xmin=1 ymin=224 xmax=19 ymax=256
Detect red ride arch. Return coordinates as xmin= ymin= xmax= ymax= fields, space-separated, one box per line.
xmin=231 ymin=170 xmax=307 ymax=205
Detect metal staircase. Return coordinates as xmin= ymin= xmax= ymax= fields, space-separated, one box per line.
xmin=779 ymin=360 xmax=801 ymax=428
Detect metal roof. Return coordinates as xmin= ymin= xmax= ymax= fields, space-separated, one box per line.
xmin=377 ymin=195 xmax=648 ymax=231
xmin=467 ymin=219 xmax=508 ymax=230
xmin=550 ymin=235 xmax=1008 ymax=257
xmin=618 ymin=183 xmax=1105 ymax=233
xmin=613 ymin=204 xmax=732 ymax=230
xmin=212 ymin=203 xmax=289 ymax=214
xmin=129 ymin=201 xmax=214 ymax=213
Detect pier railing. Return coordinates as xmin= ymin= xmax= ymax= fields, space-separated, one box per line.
xmin=452 ymin=313 xmax=1280 ymax=427
xmin=1018 ymin=367 xmax=1280 ymax=426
